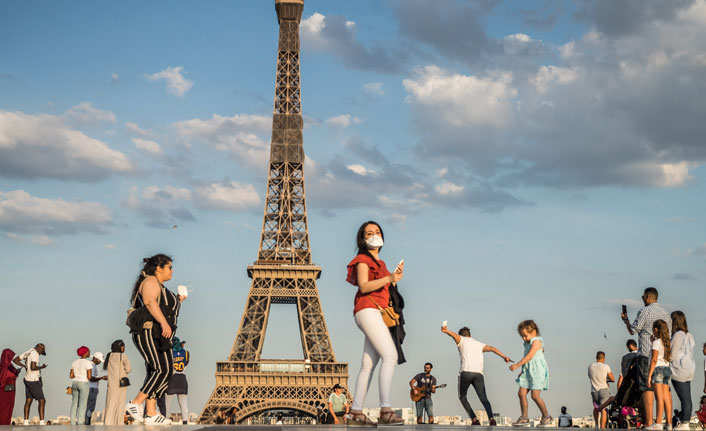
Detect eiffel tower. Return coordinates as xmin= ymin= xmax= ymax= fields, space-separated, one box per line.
xmin=198 ymin=0 xmax=349 ymax=424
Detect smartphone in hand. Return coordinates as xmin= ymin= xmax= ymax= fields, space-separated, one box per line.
xmin=621 ymin=304 xmax=627 ymax=315
xmin=395 ymin=259 xmax=404 ymax=273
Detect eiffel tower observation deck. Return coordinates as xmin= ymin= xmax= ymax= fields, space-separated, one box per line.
xmin=198 ymin=0 xmax=349 ymax=424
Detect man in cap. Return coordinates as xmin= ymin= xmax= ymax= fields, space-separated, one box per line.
xmin=85 ymin=352 xmax=107 ymax=425
xmin=13 ymin=343 xmax=47 ymax=425
xmin=327 ymin=384 xmax=349 ymax=424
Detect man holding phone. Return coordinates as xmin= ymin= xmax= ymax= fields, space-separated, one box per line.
xmin=620 ymin=287 xmax=670 ymax=429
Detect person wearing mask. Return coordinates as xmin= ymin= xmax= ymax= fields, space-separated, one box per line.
xmin=345 ymin=221 xmax=404 ymax=425
xmin=103 ymin=340 xmax=131 ymax=425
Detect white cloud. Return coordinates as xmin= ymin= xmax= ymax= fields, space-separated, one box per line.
xmin=132 ymin=138 xmax=164 ymax=156
xmin=31 ymin=235 xmax=53 ymax=246
xmin=146 ymin=66 xmax=193 ymax=97
xmin=0 ymin=110 xmax=134 ymax=181
xmin=325 ymin=114 xmax=362 ymax=129
xmin=530 ymin=65 xmax=578 ymax=94
xmin=111 ymin=73 xmax=120 ymax=85
xmin=403 ymin=65 xmax=517 ymax=127
xmin=346 ymin=164 xmax=376 ymax=176
xmin=0 ymin=190 xmax=112 ymax=235
xmin=689 ymin=243 xmax=706 ymax=256
xmin=63 ymin=102 xmax=116 ymax=125
xmin=125 ymin=122 xmax=148 ymax=136
xmin=300 ymin=13 xmax=327 ymax=49
xmin=193 ymin=180 xmax=261 ymax=212
xmin=173 ymin=113 xmax=270 ymax=168
xmin=505 ymin=33 xmax=532 ymax=43
xmin=434 ymin=180 xmax=465 ymax=196
xmin=363 ymin=82 xmax=385 ymax=96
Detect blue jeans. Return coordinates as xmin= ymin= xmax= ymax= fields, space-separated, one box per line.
xmin=85 ymin=387 xmax=99 ymax=424
xmin=672 ymin=380 xmax=692 ymax=422
xmin=70 ymin=381 xmax=89 ymax=425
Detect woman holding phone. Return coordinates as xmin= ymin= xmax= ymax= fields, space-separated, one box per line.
xmin=345 ymin=221 xmax=404 ymax=425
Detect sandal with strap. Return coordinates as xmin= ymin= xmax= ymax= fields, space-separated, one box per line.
xmin=346 ymin=411 xmax=376 ymax=426
xmin=378 ymin=409 xmax=404 ymax=426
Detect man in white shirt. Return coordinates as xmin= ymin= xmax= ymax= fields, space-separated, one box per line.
xmin=12 ymin=343 xmax=47 ymax=425
xmin=588 ymin=351 xmax=615 ymax=429
xmin=442 ymin=325 xmax=511 ymax=426
xmin=85 ymin=352 xmax=107 ymax=424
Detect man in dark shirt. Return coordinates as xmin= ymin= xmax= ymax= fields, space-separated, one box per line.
xmin=410 ymin=362 xmax=437 ymax=424
xmin=618 ymin=339 xmax=638 ymax=389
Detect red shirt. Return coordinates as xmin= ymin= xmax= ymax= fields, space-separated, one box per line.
xmin=346 ymin=254 xmax=391 ymax=315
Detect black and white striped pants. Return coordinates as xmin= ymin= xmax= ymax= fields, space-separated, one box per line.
xmin=132 ymin=328 xmax=174 ymax=399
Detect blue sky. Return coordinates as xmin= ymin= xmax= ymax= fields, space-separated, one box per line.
xmin=2 ymin=0 xmax=706 ymax=421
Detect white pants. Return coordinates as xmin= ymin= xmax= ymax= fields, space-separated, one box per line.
xmin=352 ymin=307 xmax=398 ymax=410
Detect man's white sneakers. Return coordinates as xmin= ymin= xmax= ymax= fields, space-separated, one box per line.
xmin=673 ymin=423 xmax=691 ymax=430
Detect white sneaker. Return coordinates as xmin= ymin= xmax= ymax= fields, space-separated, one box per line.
xmin=39 ymin=420 xmax=45 ymax=425
xmin=125 ymin=401 xmax=145 ymax=424
xmin=23 ymin=420 xmax=29 ymax=426
xmin=664 ymin=425 xmax=673 ymax=431
xmin=144 ymin=414 xmax=172 ymax=425
xmin=674 ymin=423 xmax=691 ymax=430
xmin=645 ymin=423 xmax=664 ymax=430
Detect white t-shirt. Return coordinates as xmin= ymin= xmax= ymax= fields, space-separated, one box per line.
xmin=588 ymin=362 xmax=612 ymax=392
xmin=19 ymin=349 xmax=41 ymax=381
xmin=457 ymin=336 xmax=486 ymax=374
xmin=652 ymin=339 xmax=669 ymax=367
xmin=71 ymin=358 xmax=93 ymax=382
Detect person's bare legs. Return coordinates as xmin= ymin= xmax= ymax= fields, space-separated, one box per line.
xmin=531 ymin=390 xmax=549 ymax=417
xmin=593 ymin=408 xmax=600 ymax=428
xmin=131 ymin=392 xmax=160 ymax=416
xmin=38 ymin=399 xmax=45 ymax=420
xmin=518 ymin=388 xmax=529 ymax=418
xmin=643 ymin=390 xmax=654 ymax=426
xmin=23 ymin=399 xmax=32 ymax=420
xmin=662 ymin=384 xmax=672 ymax=426
xmin=600 ymin=408 xmax=608 ymax=428
xmin=654 ymin=385 xmax=664 ymax=425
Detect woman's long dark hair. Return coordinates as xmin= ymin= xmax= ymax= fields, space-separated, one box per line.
xmin=355 ymin=220 xmax=384 ymax=263
xmin=130 ymin=254 xmax=172 ymax=304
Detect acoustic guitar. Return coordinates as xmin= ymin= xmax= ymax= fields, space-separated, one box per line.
xmin=410 ymin=383 xmax=446 ymax=402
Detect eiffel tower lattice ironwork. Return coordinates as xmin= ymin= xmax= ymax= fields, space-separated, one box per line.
xmin=198 ymin=0 xmax=348 ymax=424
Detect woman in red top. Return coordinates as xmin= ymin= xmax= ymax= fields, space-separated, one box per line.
xmin=346 ymin=221 xmax=404 ymax=425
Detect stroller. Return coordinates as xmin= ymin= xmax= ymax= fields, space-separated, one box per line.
xmin=696 ymin=395 xmax=706 ymax=429
xmin=604 ymin=357 xmax=642 ymax=429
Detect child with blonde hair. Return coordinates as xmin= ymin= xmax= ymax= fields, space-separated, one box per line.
xmin=510 ymin=320 xmax=551 ymax=427
xmin=646 ymin=319 xmax=673 ymax=430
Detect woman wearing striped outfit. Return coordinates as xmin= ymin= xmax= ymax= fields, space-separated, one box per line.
xmin=125 ymin=254 xmax=184 ymax=425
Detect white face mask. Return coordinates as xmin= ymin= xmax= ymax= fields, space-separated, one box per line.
xmin=365 ymin=235 xmax=384 ymax=249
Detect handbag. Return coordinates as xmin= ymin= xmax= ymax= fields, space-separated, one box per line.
xmin=369 ymin=296 xmax=399 ymax=328
xmin=118 ymin=354 xmax=130 ymax=387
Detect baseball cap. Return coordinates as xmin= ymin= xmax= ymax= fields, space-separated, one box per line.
xmin=93 ymin=352 xmax=105 ymax=363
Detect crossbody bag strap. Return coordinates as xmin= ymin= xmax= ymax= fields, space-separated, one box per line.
xmin=367 ymin=295 xmax=384 ymax=311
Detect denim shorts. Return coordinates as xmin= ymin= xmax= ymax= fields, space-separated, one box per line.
xmin=651 ymin=366 xmax=672 ymax=384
